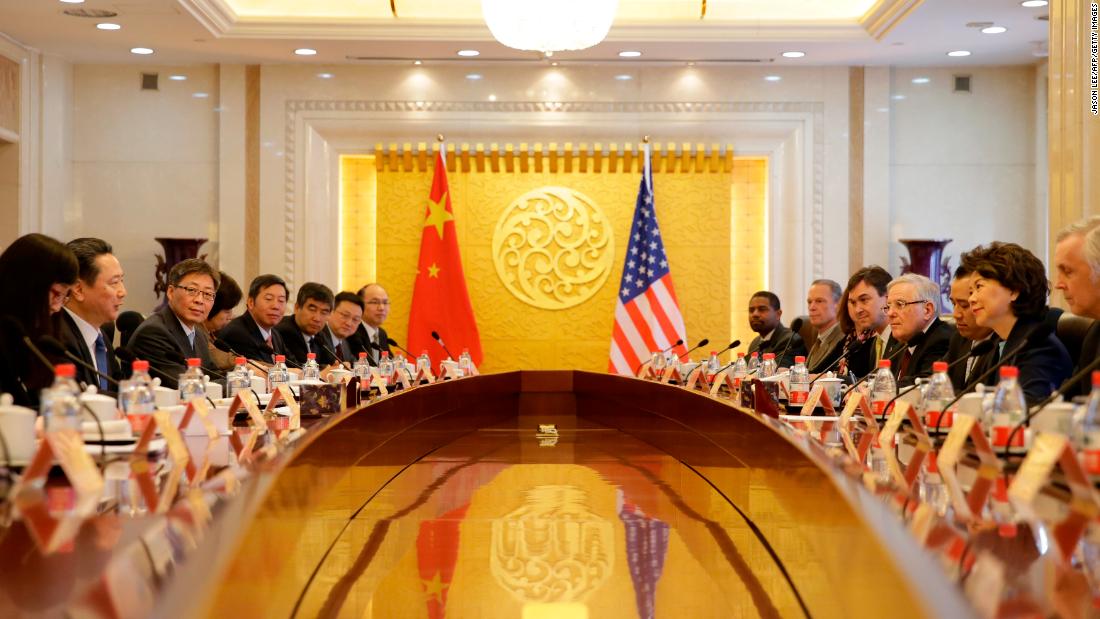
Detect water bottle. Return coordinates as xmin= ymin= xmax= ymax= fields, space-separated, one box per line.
xmin=303 ymin=352 xmax=321 ymax=381
xmin=747 ymin=352 xmax=760 ymax=372
xmin=458 ymin=348 xmax=473 ymax=375
xmin=731 ymin=353 xmax=748 ymax=388
xmin=353 ymin=351 xmax=371 ymax=381
xmin=650 ymin=350 xmax=666 ymax=372
xmin=870 ymin=359 xmax=897 ymax=420
xmin=760 ymin=353 xmax=777 ymax=378
xmin=919 ymin=456 xmax=950 ymax=518
xmin=706 ymin=351 xmax=720 ymax=376
xmin=120 ymin=360 xmax=156 ymax=431
xmin=789 ymin=356 xmax=809 ymax=404
xmin=990 ymin=366 xmax=1027 ymax=452
xmin=1074 ymin=371 xmax=1100 ymax=475
xmin=179 ymin=358 xmax=206 ymax=403
xmin=416 ymin=350 xmax=431 ymax=376
xmin=40 ymin=364 xmax=81 ymax=432
xmin=379 ymin=351 xmax=394 ymax=381
xmin=923 ymin=361 xmax=955 ymax=433
xmin=226 ymin=357 xmax=251 ymax=397
xmin=268 ymin=354 xmax=290 ymax=391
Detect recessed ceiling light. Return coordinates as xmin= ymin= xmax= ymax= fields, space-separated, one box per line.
xmin=168 ymin=74 xmax=187 ymax=81
xmin=60 ymin=0 xmax=84 ymax=3
xmin=457 ymin=49 xmax=480 ymax=57
xmin=294 ymin=48 xmax=317 ymax=56
xmin=981 ymin=26 xmax=1007 ymax=34
xmin=1021 ymin=0 xmax=1047 ymax=6
xmin=130 ymin=47 xmax=153 ymax=55
xmin=551 ymin=61 xmax=559 ymax=66
xmin=488 ymin=94 xmax=497 ymax=101
xmin=686 ymin=62 xmax=696 ymax=66
xmin=911 ymin=77 xmax=930 ymax=84
xmin=764 ymin=75 xmax=782 ymax=82
xmin=96 ymin=23 xmax=120 ymax=30
xmin=317 ymin=72 xmax=334 ymax=79
xmin=781 ymin=51 xmax=805 ymax=58
xmin=891 ymin=94 xmax=906 ymax=100
xmin=413 ymin=60 xmax=422 ymax=65
xmin=193 ymin=92 xmax=209 ymax=98
xmin=618 ymin=50 xmax=642 ymax=58
xmin=614 ymin=74 xmax=632 ymax=81
xmin=466 ymin=73 xmax=482 ymax=80
xmin=947 ymin=50 xmax=971 ymax=57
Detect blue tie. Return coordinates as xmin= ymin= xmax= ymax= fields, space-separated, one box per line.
xmin=94 ymin=333 xmax=109 ymax=391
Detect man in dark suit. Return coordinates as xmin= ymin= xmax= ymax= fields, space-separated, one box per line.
xmin=352 ymin=283 xmax=393 ymax=364
xmin=216 ymin=274 xmax=289 ymax=365
xmin=1054 ymin=216 xmax=1100 ymax=396
xmin=805 ymin=279 xmax=845 ymax=373
xmin=57 ymin=238 xmax=126 ymax=391
xmin=325 ymin=291 xmax=364 ymax=365
xmin=943 ymin=266 xmax=996 ymax=391
xmin=274 ymin=282 xmax=336 ymax=367
xmin=745 ymin=291 xmax=806 ymax=368
xmin=885 ymin=274 xmax=955 ymax=386
xmin=840 ymin=266 xmax=894 ymax=380
xmin=127 ymin=259 xmax=218 ymax=389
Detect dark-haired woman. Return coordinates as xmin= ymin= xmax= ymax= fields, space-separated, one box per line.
xmin=0 ymin=234 xmax=79 ymax=406
xmin=963 ymin=242 xmax=1072 ymax=405
xmin=201 ymin=271 xmax=243 ymax=370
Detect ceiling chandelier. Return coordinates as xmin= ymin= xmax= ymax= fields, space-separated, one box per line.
xmin=481 ymin=0 xmax=619 ymax=53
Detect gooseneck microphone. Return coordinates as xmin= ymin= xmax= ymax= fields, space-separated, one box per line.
xmin=1001 ymin=354 xmax=1100 ymax=461
xmin=677 ymin=338 xmax=710 ymax=361
xmin=387 ymin=337 xmax=415 ymax=359
xmin=807 ymin=329 xmax=874 ymax=389
xmin=772 ymin=318 xmax=804 ymax=367
xmin=208 ymin=333 xmax=273 ymax=375
xmin=633 ymin=338 xmax=684 ymax=375
xmin=317 ymin=341 xmax=349 ymax=368
xmin=431 ymin=331 xmax=456 ymax=361
xmin=877 ymin=339 xmax=996 ymax=423
xmin=61 ymin=350 xmax=121 ymax=389
xmin=708 ymin=340 xmax=745 ymax=375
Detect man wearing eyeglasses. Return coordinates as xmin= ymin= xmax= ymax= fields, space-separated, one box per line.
xmin=216 ymin=274 xmax=290 ymax=365
xmin=127 ymin=259 xmax=219 ymax=388
xmin=352 ymin=283 xmax=392 ymax=364
xmin=885 ymin=273 xmax=955 ymax=386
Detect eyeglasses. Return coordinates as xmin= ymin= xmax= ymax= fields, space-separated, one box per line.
xmin=886 ymin=299 xmax=928 ymax=312
xmin=334 ymin=309 xmax=362 ymax=322
xmin=366 ymin=299 xmax=390 ymax=307
xmin=174 ymin=285 xmax=216 ymax=302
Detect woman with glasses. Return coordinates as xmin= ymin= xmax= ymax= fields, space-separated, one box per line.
xmin=0 ymin=233 xmax=79 ymax=406
xmin=961 ymin=242 xmax=1072 ymax=404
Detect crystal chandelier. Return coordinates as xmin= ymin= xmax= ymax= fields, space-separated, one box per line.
xmin=481 ymin=0 xmax=619 ymax=53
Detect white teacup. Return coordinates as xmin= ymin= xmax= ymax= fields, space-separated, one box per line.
xmin=327 ymin=368 xmax=352 ymax=384
xmin=204 ymin=380 xmax=223 ymax=400
xmin=80 ymin=390 xmax=119 ymax=422
xmin=1031 ymin=401 xmax=1077 ymax=435
xmin=249 ymin=375 xmax=268 ymax=395
xmin=815 ymin=378 xmax=845 ymax=406
xmin=0 ymin=394 xmax=37 ymax=464
xmin=154 ymin=386 xmax=179 ymax=408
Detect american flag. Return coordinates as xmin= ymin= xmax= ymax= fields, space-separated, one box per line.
xmin=609 ymin=146 xmax=688 ymax=375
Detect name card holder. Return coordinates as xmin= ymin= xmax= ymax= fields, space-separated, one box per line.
xmin=131 ymin=409 xmax=192 ymax=514
xmin=683 ymin=366 xmax=710 ymax=392
xmin=838 ymin=391 xmax=878 ymax=463
xmin=750 ymin=378 xmax=782 ymax=418
xmin=342 ymin=375 xmax=361 ymax=409
xmin=877 ymin=400 xmax=934 ymax=492
xmin=662 ymin=365 xmax=686 ymax=385
xmin=265 ymin=385 xmax=301 ymax=440
xmin=707 ymin=367 xmax=738 ymax=397
xmin=12 ymin=428 xmax=106 ymax=553
xmin=635 ymin=360 xmax=660 ymax=381
xmin=937 ymin=415 xmax=1000 ymax=524
xmin=413 ymin=366 xmax=436 ymax=385
xmin=177 ymin=399 xmax=219 ymax=486
xmin=227 ymin=391 xmax=266 ymax=462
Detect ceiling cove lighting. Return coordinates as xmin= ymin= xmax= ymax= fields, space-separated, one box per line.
xmin=481 ymin=0 xmax=618 ymax=53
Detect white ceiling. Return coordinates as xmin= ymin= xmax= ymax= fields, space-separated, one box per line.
xmin=0 ymin=0 xmax=1049 ymax=66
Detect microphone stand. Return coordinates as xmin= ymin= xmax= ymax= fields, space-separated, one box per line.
xmin=807 ymin=331 xmax=873 ymax=389
xmin=431 ymin=331 xmax=457 ymax=361
xmin=387 ymin=337 xmax=415 ymax=359
xmin=876 ymin=342 xmax=995 ymax=424
xmin=677 ymin=339 xmax=710 ymax=362
xmin=771 ymin=320 xmax=804 ymax=369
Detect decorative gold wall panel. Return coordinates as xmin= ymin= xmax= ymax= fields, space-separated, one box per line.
xmin=340 ymin=153 xmax=766 ymax=373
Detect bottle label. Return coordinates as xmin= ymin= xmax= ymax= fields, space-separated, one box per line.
xmin=991 ymin=424 xmax=1025 ymax=448
xmin=790 ymin=388 xmax=808 ymax=404
xmin=1083 ymin=448 xmax=1100 ymax=476
xmin=872 ymin=399 xmax=888 ymax=417
xmin=925 ymin=409 xmax=952 ymax=430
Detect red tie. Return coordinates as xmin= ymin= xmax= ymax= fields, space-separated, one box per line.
xmin=898 ymin=348 xmax=912 ymax=379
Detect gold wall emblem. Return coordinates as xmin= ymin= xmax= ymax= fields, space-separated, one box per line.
xmin=491 ymin=187 xmax=614 ymax=310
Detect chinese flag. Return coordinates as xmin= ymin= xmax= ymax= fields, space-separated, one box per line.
xmin=406 ymin=149 xmax=483 ymax=366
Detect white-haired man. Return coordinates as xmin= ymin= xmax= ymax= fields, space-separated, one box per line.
xmin=1054 ymin=215 xmax=1100 ymax=396
xmin=885 ymin=273 xmax=956 ymax=386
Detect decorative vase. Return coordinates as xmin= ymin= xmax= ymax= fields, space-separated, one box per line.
xmin=154 ymin=237 xmax=208 ymax=304
xmin=898 ymin=238 xmax=952 ymax=309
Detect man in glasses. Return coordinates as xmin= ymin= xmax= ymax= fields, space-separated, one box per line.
xmin=352 ymin=283 xmax=392 ymax=364
xmin=127 ymin=259 xmax=219 ymax=388
xmin=884 ymin=273 xmax=955 ymax=386
xmin=216 ymin=274 xmax=290 ymax=365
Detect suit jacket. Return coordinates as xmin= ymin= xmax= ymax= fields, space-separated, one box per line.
xmin=944 ymin=332 xmax=997 ymax=392
xmin=274 ymin=315 xmax=337 ymax=367
xmin=126 ymin=307 xmax=214 ymax=389
xmin=893 ymin=318 xmax=955 ymax=387
xmin=216 ymin=311 xmax=287 ymax=365
xmin=971 ymin=316 xmax=1074 ymax=406
xmin=320 ymin=324 xmax=354 ymax=365
xmin=1068 ymin=321 xmax=1100 ymax=398
xmin=806 ymin=323 xmax=845 ymax=374
xmin=746 ymin=323 xmax=806 ymax=368
xmin=352 ymin=323 xmax=392 ymax=364
xmin=56 ymin=309 xmax=121 ymax=391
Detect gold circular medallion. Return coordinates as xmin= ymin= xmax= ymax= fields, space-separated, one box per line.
xmin=492 ymin=186 xmax=614 ymax=310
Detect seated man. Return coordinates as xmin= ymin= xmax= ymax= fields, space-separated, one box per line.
xmin=325 ymin=291 xmax=364 ymax=365
xmin=58 ymin=238 xmax=126 ymax=391
xmin=839 ymin=266 xmax=893 ymax=380
xmin=216 ymin=274 xmax=289 ymax=365
xmin=805 ymin=279 xmax=845 ymax=373
xmin=274 ymin=282 xmax=336 ymax=367
xmin=746 ymin=291 xmax=806 ymax=368
xmin=352 ymin=283 xmax=392 ymax=363
xmin=885 ymin=274 xmax=955 ymax=386
xmin=944 ymin=265 xmax=996 ymax=391
xmin=127 ymin=259 xmax=218 ymax=388
xmin=1055 ymin=215 xmax=1100 ymax=396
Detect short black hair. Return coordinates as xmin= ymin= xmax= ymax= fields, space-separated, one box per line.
xmin=168 ymin=259 xmax=220 ymax=289
xmin=749 ymin=290 xmax=781 ymax=311
xmin=67 ymin=237 xmax=114 ymax=284
xmin=248 ymin=274 xmax=289 ymax=301
xmin=296 ymin=282 xmax=334 ymax=308
xmin=334 ymin=291 xmax=364 ymax=312
xmin=0 ymin=233 xmax=78 ymax=333
xmin=959 ymin=242 xmax=1049 ymax=321
xmin=208 ymin=271 xmax=242 ymax=319
xmin=839 ymin=265 xmax=892 ymax=334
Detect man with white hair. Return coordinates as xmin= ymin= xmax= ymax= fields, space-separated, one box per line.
xmin=1054 ymin=215 xmax=1100 ymax=396
xmin=885 ymin=273 xmax=956 ymax=386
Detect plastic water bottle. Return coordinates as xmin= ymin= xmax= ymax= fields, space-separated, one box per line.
xmin=650 ymin=350 xmax=666 ymax=372
xmin=731 ymin=353 xmax=748 ymax=387
xmin=416 ymin=350 xmax=431 ymax=375
xmin=989 ymin=366 xmax=1027 ymax=452
xmin=379 ymin=351 xmax=394 ymax=381
xmin=226 ymin=357 xmax=251 ymax=397
xmin=760 ymin=352 xmax=778 ymax=378
xmin=919 ymin=456 xmax=950 ymax=518
xmin=923 ymin=361 xmax=955 ymax=433
xmin=458 ymin=348 xmax=473 ymax=375
xmin=268 ymin=354 xmax=290 ymax=391
xmin=870 ymin=359 xmax=897 ymax=419
xmin=303 ymin=352 xmax=321 ymax=381
xmin=747 ymin=352 xmax=760 ymax=372
xmin=789 ymin=356 xmax=809 ymax=404
xmin=120 ymin=360 xmax=156 ymax=431
xmin=706 ymin=351 xmax=720 ymax=376
xmin=40 ymin=364 xmax=82 ymax=432
xmin=1073 ymin=371 xmax=1100 ymax=475
xmin=354 ymin=351 xmax=371 ymax=381
xmin=179 ymin=358 xmax=206 ymax=402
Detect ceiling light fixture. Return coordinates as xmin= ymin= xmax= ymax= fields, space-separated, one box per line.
xmin=414 ymin=60 xmax=423 ymax=65
xmin=96 ymin=23 xmax=120 ymax=30
xmin=168 ymin=75 xmax=187 ymax=81
xmin=764 ymin=75 xmax=782 ymax=82
xmin=295 ymin=48 xmax=317 ymax=56
xmin=130 ymin=47 xmax=153 ymax=55
xmin=457 ymin=49 xmax=480 ymax=57
xmin=981 ymin=26 xmax=1007 ymax=34
xmin=947 ymin=50 xmax=971 ymax=57
xmin=614 ymin=74 xmax=632 ymax=81
xmin=466 ymin=73 xmax=483 ymax=80
xmin=618 ymin=50 xmax=642 ymax=58
xmin=60 ymin=0 xmax=85 ymax=4
xmin=1021 ymin=0 xmax=1047 ymax=6
xmin=912 ymin=77 xmax=930 ymax=84
xmin=781 ymin=51 xmax=805 ymax=58
xmin=482 ymin=0 xmax=618 ymax=53
xmin=193 ymin=92 xmax=209 ymax=98
xmin=488 ymin=94 xmax=497 ymax=101
xmin=317 ymin=73 xmax=334 ymax=79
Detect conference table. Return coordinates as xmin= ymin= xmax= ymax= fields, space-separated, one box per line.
xmin=0 ymin=371 xmax=974 ymax=618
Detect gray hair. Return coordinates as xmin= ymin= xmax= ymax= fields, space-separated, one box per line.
xmin=887 ymin=273 xmax=941 ymax=314
xmin=1057 ymin=215 xmax=1100 ymax=280
xmin=810 ymin=278 xmax=842 ymax=303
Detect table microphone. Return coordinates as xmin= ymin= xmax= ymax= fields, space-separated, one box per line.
xmin=677 ymin=338 xmax=710 ymax=361
xmin=633 ymin=338 xmax=683 ymax=375
xmin=707 ymin=340 xmax=744 ymax=375
xmin=317 ymin=341 xmax=350 ymax=369
xmin=23 ymin=335 xmax=107 ymax=466
xmin=772 ymin=318 xmax=804 ymax=367
xmin=61 ymin=350 xmax=120 ymax=389
xmin=1000 ymin=355 xmax=1100 ymax=461
xmin=932 ymin=323 xmax=1053 ymax=440
xmin=209 ymin=333 xmax=284 ymax=372
xmin=431 ymin=331 xmax=457 ymax=360
xmin=808 ymin=330 xmax=874 ymax=389
xmin=387 ymin=337 xmax=415 ymax=359
xmin=876 ymin=339 xmax=997 ymax=422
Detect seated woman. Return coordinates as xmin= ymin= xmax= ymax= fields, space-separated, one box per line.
xmin=0 ymin=234 xmax=79 ymax=407
xmin=962 ymin=242 xmax=1072 ymax=405
xmin=200 ymin=271 xmax=243 ymax=371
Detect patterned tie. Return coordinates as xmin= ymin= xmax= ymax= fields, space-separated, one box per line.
xmin=94 ymin=332 xmax=109 ymax=391
xmin=187 ymin=330 xmax=196 ymax=356
xmin=898 ymin=348 xmax=912 ymax=379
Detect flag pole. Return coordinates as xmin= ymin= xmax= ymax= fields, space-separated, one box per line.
xmin=437 ymin=133 xmax=445 ymax=165
xmin=642 ymin=135 xmax=652 ymax=194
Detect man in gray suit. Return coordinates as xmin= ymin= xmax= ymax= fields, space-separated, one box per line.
xmin=806 ymin=279 xmax=845 ymax=373
xmin=127 ymin=259 xmax=218 ymax=388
